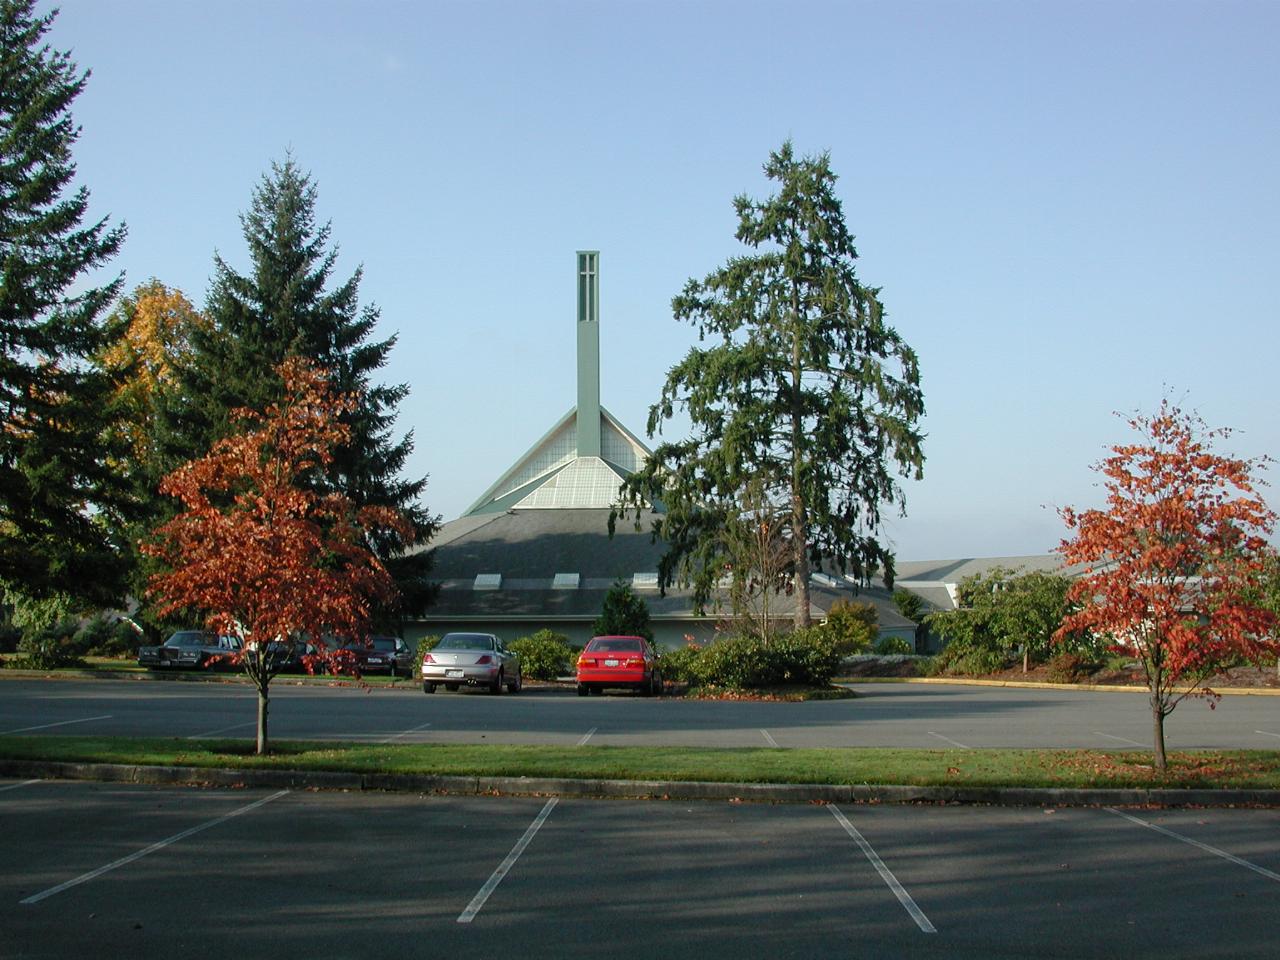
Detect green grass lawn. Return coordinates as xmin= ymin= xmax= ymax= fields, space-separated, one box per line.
xmin=3 ymin=735 xmax=1278 ymax=790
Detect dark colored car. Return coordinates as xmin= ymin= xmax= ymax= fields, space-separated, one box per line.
xmin=576 ymin=635 xmax=663 ymax=696
xmin=138 ymin=630 xmax=242 ymax=670
xmin=336 ymin=636 xmax=414 ymax=676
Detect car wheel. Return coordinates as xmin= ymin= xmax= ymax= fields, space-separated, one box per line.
xmin=576 ymin=683 xmax=588 ymax=696
xmin=423 ymin=682 xmax=436 ymax=694
xmin=641 ymin=678 xmax=652 ymax=697
xmin=653 ymin=675 xmax=663 ymax=697
xmin=490 ymin=671 xmax=503 ymax=695
xmin=508 ymin=671 xmax=522 ymax=694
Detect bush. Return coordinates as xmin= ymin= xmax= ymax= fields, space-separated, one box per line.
xmin=658 ymin=643 xmax=705 ymax=684
xmin=17 ymin=620 xmax=86 ymax=669
xmin=696 ymin=629 xmax=843 ymax=688
xmin=819 ymin=599 xmax=877 ymax=657
xmin=0 ymin=622 xmax=21 ymax=654
xmin=509 ymin=629 xmax=573 ymax=680
xmin=926 ymin=643 xmax=1009 ymax=677
xmin=1046 ymin=652 xmax=1101 ymax=684
xmin=75 ymin=616 xmax=139 ymax=657
xmin=872 ymin=635 xmax=914 ymax=656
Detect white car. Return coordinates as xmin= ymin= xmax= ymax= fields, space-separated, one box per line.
xmin=421 ymin=632 xmax=522 ymax=694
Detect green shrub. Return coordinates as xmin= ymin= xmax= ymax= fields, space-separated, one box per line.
xmin=17 ymin=620 xmax=86 ymax=669
xmin=891 ymin=588 xmax=925 ymax=623
xmin=872 ymin=635 xmax=914 ymax=656
xmin=75 ymin=616 xmax=139 ymax=657
xmin=658 ymin=643 xmax=705 ymax=684
xmin=696 ymin=629 xmax=843 ymax=688
xmin=509 ymin=628 xmax=573 ymax=680
xmin=926 ymin=643 xmax=1009 ymax=676
xmin=0 ymin=622 xmax=21 ymax=654
xmin=593 ymin=580 xmax=653 ymax=640
xmin=819 ymin=599 xmax=877 ymax=657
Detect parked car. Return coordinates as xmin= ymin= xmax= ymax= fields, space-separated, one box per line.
xmin=576 ymin=635 xmax=663 ymax=696
xmin=421 ymin=632 xmax=522 ymax=694
xmin=335 ymin=636 xmax=414 ymax=676
xmin=137 ymin=630 xmax=242 ymax=670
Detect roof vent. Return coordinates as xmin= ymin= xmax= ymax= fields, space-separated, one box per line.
xmin=811 ymin=572 xmax=840 ymax=588
xmin=473 ymin=573 xmax=502 ymax=591
xmin=552 ymin=573 xmax=580 ymax=590
xmin=632 ymin=572 xmax=659 ymax=591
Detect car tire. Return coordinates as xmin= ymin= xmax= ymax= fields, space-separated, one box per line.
xmin=508 ymin=671 xmax=522 ymax=694
xmin=423 ymin=682 xmax=436 ymax=694
xmin=653 ymin=675 xmax=663 ymax=697
xmin=490 ymin=671 xmax=503 ymax=695
xmin=576 ymin=683 xmax=588 ymax=697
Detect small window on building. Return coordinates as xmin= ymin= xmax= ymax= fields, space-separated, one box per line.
xmin=632 ymin=573 xmax=659 ymax=591
xmin=552 ymin=573 xmax=580 ymax=590
xmin=473 ymin=573 xmax=502 ymax=591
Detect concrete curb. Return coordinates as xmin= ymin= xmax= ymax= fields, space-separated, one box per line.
xmin=4 ymin=759 xmax=1279 ymax=807
xmin=842 ymin=676 xmax=1280 ymax=696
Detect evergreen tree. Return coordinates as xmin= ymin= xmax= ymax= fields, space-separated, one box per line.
xmin=593 ymin=581 xmax=653 ymax=641
xmin=163 ymin=158 xmax=435 ymax=618
xmin=615 ymin=143 xmax=924 ymax=628
xmin=0 ymin=0 xmax=127 ymax=603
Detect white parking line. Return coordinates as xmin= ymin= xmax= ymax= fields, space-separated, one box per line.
xmin=760 ymin=729 xmax=779 ymax=748
xmin=1094 ymin=731 xmax=1144 ymax=747
xmin=829 ymin=805 xmax=936 ymax=933
xmin=577 ymin=728 xmax=597 ymax=747
xmin=1105 ymin=808 xmax=1280 ymax=882
xmin=2 ymin=715 xmax=112 ymax=735
xmin=20 ymin=790 xmax=290 ymax=905
xmin=187 ymin=722 xmax=255 ymax=740
xmin=928 ymin=731 xmax=969 ymax=749
xmin=1255 ymin=730 xmax=1280 ymax=740
xmin=0 ymin=779 xmax=40 ymax=794
xmin=381 ymin=721 xmax=434 ymax=744
xmin=457 ymin=798 xmax=558 ymax=923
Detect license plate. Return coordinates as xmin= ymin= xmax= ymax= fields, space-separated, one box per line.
xmin=605 ymin=659 xmax=619 ymax=667
xmin=446 ymin=669 xmax=464 ymax=678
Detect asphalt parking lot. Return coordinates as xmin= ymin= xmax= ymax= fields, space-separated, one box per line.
xmin=2 ymin=678 xmax=1279 ymax=750
xmin=3 ymin=777 xmax=1279 ymax=959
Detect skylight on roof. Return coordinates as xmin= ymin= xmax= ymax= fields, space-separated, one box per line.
xmin=632 ymin=572 xmax=659 ymax=591
xmin=473 ymin=573 xmax=502 ymax=591
xmin=552 ymin=573 xmax=580 ymax=590
xmin=811 ymin=573 xmax=840 ymax=588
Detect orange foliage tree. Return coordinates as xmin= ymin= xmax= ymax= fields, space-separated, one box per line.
xmin=144 ymin=358 xmax=411 ymax=753
xmin=1056 ymin=401 xmax=1276 ymax=769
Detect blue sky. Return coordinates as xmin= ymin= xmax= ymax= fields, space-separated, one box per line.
xmin=46 ymin=0 xmax=1279 ymax=561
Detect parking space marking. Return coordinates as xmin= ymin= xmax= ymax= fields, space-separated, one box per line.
xmin=2 ymin=714 xmax=112 ymax=735
xmin=1105 ymin=808 xmax=1280 ymax=882
xmin=19 ymin=789 xmax=290 ymax=905
xmin=187 ymin=722 xmax=255 ymax=739
xmin=1095 ymin=731 xmax=1144 ymax=747
xmin=381 ymin=721 xmax=434 ymax=743
xmin=0 ymin=779 xmax=40 ymax=794
xmin=457 ymin=798 xmax=558 ymax=924
xmin=1255 ymin=730 xmax=1280 ymax=740
xmin=927 ymin=731 xmax=969 ymax=749
xmin=577 ymin=728 xmax=597 ymax=746
xmin=829 ymin=805 xmax=936 ymax=933
xmin=760 ymin=729 xmax=779 ymax=748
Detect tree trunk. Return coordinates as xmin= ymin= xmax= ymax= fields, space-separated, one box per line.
xmin=256 ymin=683 xmax=270 ymax=755
xmin=1152 ymin=702 xmax=1167 ymax=771
xmin=1023 ymin=649 xmax=1029 ymax=673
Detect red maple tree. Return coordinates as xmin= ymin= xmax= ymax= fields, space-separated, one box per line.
xmin=144 ymin=358 xmax=411 ymax=753
xmin=1056 ymin=401 xmax=1276 ymax=769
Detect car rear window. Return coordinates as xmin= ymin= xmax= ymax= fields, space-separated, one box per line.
xmin=587 ymin=638 xmax=643 ymax=653
xmin=438 ymin=635 xmax=495 ymax=651
xmin=169 ymin=632 xmax=211 ymax=647
xmin=370 ymin=638 xmax=397 ymax=651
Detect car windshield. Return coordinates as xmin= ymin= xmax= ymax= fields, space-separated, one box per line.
xmin=438 ymin=635 xmax=495 ymax=651
xmin=588 ymin=638 xmax=643 ymax=653
xmin=169 ymin=632 xmax=211 ymax=647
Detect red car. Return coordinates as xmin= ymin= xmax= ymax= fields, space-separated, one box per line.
xmin=576 ymin=635 xmax=663 ymax=697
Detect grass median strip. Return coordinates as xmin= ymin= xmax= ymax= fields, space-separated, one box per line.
xmin=3 ymin=736 xmax=1280 ymax=789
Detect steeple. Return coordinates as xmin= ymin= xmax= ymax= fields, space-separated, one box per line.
xmin=576 ymin=250 xmax=601 ymax=458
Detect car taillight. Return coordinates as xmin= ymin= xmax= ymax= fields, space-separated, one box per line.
xmin=626 ymin=658 xmax=645 ymax=667
xmin=475 ymin=655 xmax=492 ymax=664
xmin=422 ymin=653 xmax=436 ymax=664
xmin=577 ymin=657 xmax=594 ymax=667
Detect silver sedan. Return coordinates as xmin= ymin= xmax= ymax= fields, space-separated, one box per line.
xmin=421 ymin=632 xmax=522 ymax=694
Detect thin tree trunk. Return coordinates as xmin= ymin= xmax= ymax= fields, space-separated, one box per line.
xmin=1152 ymin=701 xmax=1167 ymax=771
xmin=257 ymin=683 xmax=269 ymax=755
xmin=1023 ymin=649 xmax=1029 ymax=673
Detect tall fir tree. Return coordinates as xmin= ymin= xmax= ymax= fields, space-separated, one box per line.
xmin=162 ymin=157 xmax=436 ymax=619
xmin=0 ymin=0 xmax=127 ymax=604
